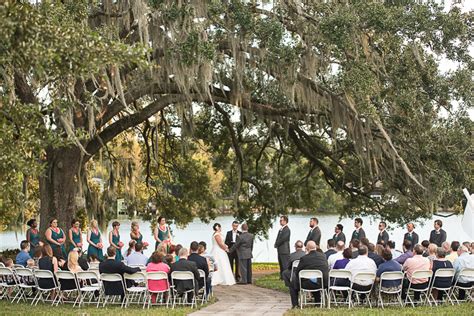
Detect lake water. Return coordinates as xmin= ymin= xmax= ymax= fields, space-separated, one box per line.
xmin=0 ymin=214 xmax=471 ymax=262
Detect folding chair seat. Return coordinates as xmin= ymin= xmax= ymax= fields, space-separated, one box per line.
xmin=429 ymin=268 xmax=455 ymax=306
xmin=32 ymin=269 xmax=60 ymax=306
xmin=13 ymin=267 xmax=36 ymax=303
xmin=124 ymin=271 xmax=147 ymax=308
xmin=298 ymin=269 xmax=326 ymax=309
xmin=100 ymin=273 xmax=127 ymax=308
xmin=349 ymin=272 xmax=376 ymax=308
xmin=0 ymin=267 xmax=19 ymax=301
xmin=328 ymin=269 xmax=351 ymax=308
xmin=146 ymin=271 xmax=170 ymax=308
xmin=377 ymin=271 xmax=404 ymax=308
xmin=404 ymin=270 xmax=432 ymax=307
xmin=171 ymin=271 xmax=196 ymax=309
xmin=56 ymin=271 xmax=81 ymax=306
xmin=451 ymin=268 xmax=474 ymax=304
xmin=76 ymin=271 xmax=101 ymax=307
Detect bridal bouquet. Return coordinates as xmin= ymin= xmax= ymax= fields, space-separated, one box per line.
xmin=118 ymin=241 xmax=124 ymax=248
xmin=97 ymin=242 xmax=103 ymax=249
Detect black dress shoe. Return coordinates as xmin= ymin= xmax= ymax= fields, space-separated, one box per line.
xmin=236 ymin=282 xmax=247 ymax=285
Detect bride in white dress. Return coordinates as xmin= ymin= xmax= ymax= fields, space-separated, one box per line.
xmin=211 ymin=223 xmax=236 ymax=286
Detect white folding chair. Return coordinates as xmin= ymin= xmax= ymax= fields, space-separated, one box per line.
xmin=327 ymin=269 xmax=352 ymax=308
xmin=171 ymin=271 xmax=196 ymax=309
xmin=0 ymin=263 xmax=5 ymax=267
xmin=13 ymin=267 xmax=36 ymax=303
xmin=197 ymin=269 xmax=207 ymax=304
xmin=349 ymin=272 xmax=376 ymax=308
xmin=89 ymin=262 xmax=100 ymax=270
xmin=377 ymin=271 xmax=404 ymax=308
xmin=124 ymin=272 xmax=147 ymax=308
xmin=56 ymin=271 xmax=81 ymax=306
xmin=76 ymin=271 xmax=101 ymax=307
xmin=100 ymin=273 xmax=127 ymax=308
xmin=0 ymin=267 xmax=19 ymax=301
xmin=32 ymin=269 xmax=60 ymax=306
xmin=404 ymin=270 xmax=432 ymax=307
xmin=290 ymin=260 xmax=300 ymax=283
xmin=428 ymin=268 xmax=455 ymax=306
xmin=298 ymin=269 xmax=326 ymax=309
xmin=146 ymin=271 xmax=170 ymax=308
xmin=451 ymin=268 xmax=474 ymax=304
xmin=129 ymin=264 xmax=147 ymax=271
xmin=13 ymin=264 xmax=25 ymax=270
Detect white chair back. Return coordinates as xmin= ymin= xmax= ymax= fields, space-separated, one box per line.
xmin=292 ymin=260 xmax=300 ymax=268
xmin=380 ymin=271 xmax=404 ymax=281
xmin=124 ymin=271 xmax=146 ymax=282
xmin=433 ymin=268 xmax=455 ymax=278
xmin=171 ymin=271 xmax=194 ymax=280
xmin=458 ymin=268 xmax=474 ymax=279
xmin=352 ymin=272 xmax=376 ymax=283
xmin=56 ymin=270 xmax=76 ymax=280
xmin=411 ymin=270 xmax=433 ymax=280
xmin=299 ymin=269 xmax=323 ymax=279
xmin=147 ymin=271 xmax=168 ymax=281
xmin=34 ymin=269 xmax=58 ymax=290
xmin=0 ymin=262 xmax=4 ymax=267
xmin=329 ymin=269 xmax=352 ymax=279
xmin=100 ymin=273 xmax=123 ymax=282
xmin=13 ymin=264 xmax=24 ymax=269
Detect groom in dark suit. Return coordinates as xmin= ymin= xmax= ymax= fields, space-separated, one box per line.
xmin=225 ymin=221 xmax=241 ymax=281
xmin=229 ymin=223 xmax=254 ymax=284
xmin=274 ymin=215 xmax=290 ymax=279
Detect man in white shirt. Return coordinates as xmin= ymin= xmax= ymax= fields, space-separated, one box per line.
xmin=453 ymin=245 xmax=474 ymax=300
xmin=125 ymin=242 xmax=148 ymax=266
xmin=345 ymin=245 xmax=377 ymax=292
xmin=328 ymin=241 xmax=345 ymax=269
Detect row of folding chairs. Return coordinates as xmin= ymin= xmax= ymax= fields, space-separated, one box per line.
xmin=297 ymin=267 xmax=474 ymax=309
xmin=0 ymin=266 xmax=208 ymax=309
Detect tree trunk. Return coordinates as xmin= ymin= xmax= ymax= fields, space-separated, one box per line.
xmin=39 ymin=146 xmax=82 ymax=234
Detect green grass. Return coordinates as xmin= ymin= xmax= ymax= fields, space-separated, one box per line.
xmin=252 ymin=262 xmax=280 ymax=271
xmin=255 ymin=272 xmax=473 ymax=316
xmin=0 ymin=298 xmax=214 ymax=315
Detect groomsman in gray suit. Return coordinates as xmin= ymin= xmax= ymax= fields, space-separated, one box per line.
xmin=274 ymin=215 xmax=291 ymax=279
xmin=304 ymin=217 xmax=321 ymax=247
xmin=229 ymin=223 xmax=254 ymax=284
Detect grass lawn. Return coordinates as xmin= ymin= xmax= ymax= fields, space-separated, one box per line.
xmin=255 ymin=272 xmax=473 ymax=315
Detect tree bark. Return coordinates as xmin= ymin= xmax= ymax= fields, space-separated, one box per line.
xmin=39 ymin=146 xmax=82 ymax=234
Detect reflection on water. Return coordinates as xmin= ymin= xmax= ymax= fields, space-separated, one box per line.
xmin=0 ymin=213 xmax=470 ymax=262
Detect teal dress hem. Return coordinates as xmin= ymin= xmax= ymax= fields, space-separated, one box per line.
xmin=87 ymin=229 xmax=104 ymax=261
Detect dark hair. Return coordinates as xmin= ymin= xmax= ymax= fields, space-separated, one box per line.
xmin=71 ymin=219 xmax=78 ymax=226
xmin=434 ymin=219 xmax=443 ymax=227
xmin=232 ymin=221 xmax=239 ymax=225
xmin=336 ymin=224 xmax=343 ymax=231
xmin=367 ymin=243 xmax=375 ymax=253
xmin=89 ymin=254 xmax=98 ymax=262
xmin=414 ymin=244 xmax=424 ymax=255
xmin=403 ymin=239 xmax=412 ymax=251
xmin=150 ymin=251 xmax=163 ymax=264
xmin=213 ymin=223 xmax=221 ymax=231
xmin=27 ymin=219 xmax=36 ymax=227
xmin=190 ymin=241 xmax=199 ymax=252
xmin=20 ymin=240 xmax=29 ymax=250
xmin=198 ymin=241 xmax=207 ymax=250
xmin=135 ymin=242 xmax=144 ymax=252
xmin=158 ymin=216 xmax=165 ymax=223
xmin=421 ymin=240 xmax=430 ymax=248
xmin=351 ymin=239 xmax=360 ymax=248
xmin=42 ymin=244 xmax=53 ymax=258
xmin=342 ymin=248 xmax=352 ymax=259
xmin=327 ymin=239 xmax=335 ymax=248
xmin=382 ymin=248 xmax=393 ymax=261
xmin=311 ymin=217 xmax=318 ymax=224
xmin=175 ymin=244 xmax=183 ymax=256
xmin=387 ymin=240 xmax=395 ymax=249
xmin=33 ymin=246 xmax=43 ymax=258
xmin=112 ymin=221 xmax=120 ymax=228
xmin=451 ymin=241 xmax=460 ymax=252
xmin=168 ymin=244 xmax=176 ymax=254
xmin=280 ymin=215 xmax=288 ymax=223
xmin=358 ymin=245 xmax=368 ymax=256
xmin=164 ymin=254 xmax=174 ymax=265
xmin=379 ymin=221 xmax=387 ymax=228
xmin=355 ymin=218 xmax=363 ymax=225
xmin=241 ymin=223 xmax=249 ymax=231
xmin=49 ymin=218 xmax=57 ymax=225
xmin=107 ymin=246 xmax=116 ymax=257
xmin=360 ymin=237 xmax=370 ymax=247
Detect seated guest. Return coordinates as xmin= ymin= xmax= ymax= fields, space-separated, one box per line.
xmin=359 ymin=237 xmax=370 ymax=247
xmin=387 ymin=240 xmax=402 ymax=259
xmin=350 ymin=239 xmax=360 ymax=259
xmin=38 ymin=244 xmax=59 ymax=289
xmin=402 ymin=244 xmax=430 ymax=300
xmin=328 ymin=241 xmax=345 ymax=269
xmin=99 ymin=246 xmax=141 ymax=299
xmin=333 ymin=248 xmax=352 ymax=270
xmin=125 ymin=242 xmax=148 ymax=266
xmin=16 ymin=240 xmax=31 ymax=267
xmin=426 ymin=243 xmax=438 ymax=264
xmin=446 ymin=241 xmax=460 ymax=263
xmin=462 ymin=241 xmax=471 ymax=254
xmin=198 ymin=241 xmax=217 ymax=295
xmin=4 ymin=258 xmax=13 ymax=268
xmin=165 ymin=254 xmax=175 ymax=266
xmin=282 ymin=240 xmax=305 ymax=287
xmin=421 ymin=240 xmax=430 ymax=257
xmin=77 ymin=248 xmax=89 ymax=271
xmin=395 ymin=240 xmax=413 ymax=265
xmin=376 ymin=249 xmax=402 ymax=291
xmin=59 ymin=249 xmax=82 ymax=291
xmin=170 ymin=248 xmax=200 ymax=300
xmin=188 ymin=241 xmax=209 ymax=291
xmin=324 ymin=239 xmax=337 ymax=259
xmin=453 ymin=246 xmax=474 ymax=300
xmin=32 ymin=245 xmax=43 ymax=266
xmin=26 ymin=259 xmax=36 ymax=269
xmin=146 ymin=251 xmax=170 ymax=303
xmin=367 ymin=243 xmax=384 ymax=267
xmin=289 ymin=241 xmax=328 ymax=308
xmin=124 ymin=240 xmax=136 ymax=259
xmin=345 ymin=245 xmax=377 ymax=297
xmin=431 ymin=247 xmax=453 ymax=301
xmin=174 ymin=244 xmax=183 ymax=262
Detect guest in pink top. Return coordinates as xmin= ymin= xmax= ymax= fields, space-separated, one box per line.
xmin=401 ymin=244 xmax=430 ymax=301
xmin=146 ymin=251 xmax=170 ymax=303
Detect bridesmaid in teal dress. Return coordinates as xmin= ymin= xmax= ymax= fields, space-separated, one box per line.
xmin=108 ymin=221 xmax=124 ymax=262
xmin=154 ymin=216 xmax=172 ymax=250
xmin=130 ymin=221 xmax=149 ymax=249
xmin=68 ymin=219 xmax=83 ymax=252
xmin=45 ymin=218 xmax=67 ymax=259
xmin=26 ymin=219 xmax=40 ymax=257
xmin=87 ymin=219 xmax=104 ymax=261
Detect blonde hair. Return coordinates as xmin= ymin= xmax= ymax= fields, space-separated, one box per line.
xmin=67 ymin=250 xmax=81 ymax=272
xmin=131 ymin=221 xmax=139 ymax=230
xmin=428 ymin=243 xmax=438 ymax=255
xmin=90 ymin=219 xmax=98 ymax=229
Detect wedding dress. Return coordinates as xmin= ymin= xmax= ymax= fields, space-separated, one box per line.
xmin=211 ymin=232 xmax=236 ymax=286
